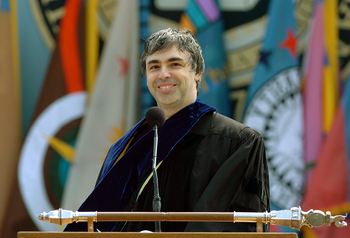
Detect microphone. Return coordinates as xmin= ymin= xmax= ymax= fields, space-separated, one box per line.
xmin=145 ymin=107 xmax=165 ymax=232
xmin=146 ymin=107 xmax=166 ymax=128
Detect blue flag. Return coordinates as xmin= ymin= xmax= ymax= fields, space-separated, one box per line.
xmin=181 ymin=0 xmax=231 ymax=117
xmin=243 ymin=0 xmax=303 ymax=233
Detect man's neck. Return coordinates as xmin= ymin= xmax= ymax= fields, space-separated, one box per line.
xmin=160 ymin=100 xmax=197 ymax=120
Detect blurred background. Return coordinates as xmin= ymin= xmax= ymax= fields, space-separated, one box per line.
xmin=0 ymin=0 xmax=349 ymax=237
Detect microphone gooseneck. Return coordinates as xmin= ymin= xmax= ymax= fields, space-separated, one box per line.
xmin=145 ymin=107 xmax=165 ymax=233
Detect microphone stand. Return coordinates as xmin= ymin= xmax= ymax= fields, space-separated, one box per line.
xmin=152 ymin=124 xmax=162 ymax=232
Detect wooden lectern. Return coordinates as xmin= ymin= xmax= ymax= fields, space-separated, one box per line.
xmin=18 ymin=232 xmax=298 ymax=238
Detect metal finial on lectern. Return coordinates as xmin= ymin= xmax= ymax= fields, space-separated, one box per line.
xmin=38 ymin=208 xmax=97 ymax=226
xmin=300 ymin=209 xmax=347 ymax=228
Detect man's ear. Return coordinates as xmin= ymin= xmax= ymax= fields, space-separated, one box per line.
xmin=194 ymin=72 xmax=201 ymax=82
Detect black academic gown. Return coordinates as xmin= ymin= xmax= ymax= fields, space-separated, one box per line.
xmin=65 ymin=100 xmax=270 ymax=232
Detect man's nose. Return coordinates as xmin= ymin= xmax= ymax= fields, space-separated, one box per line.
xmin=158 ymin=67 xmax=171 ymax=80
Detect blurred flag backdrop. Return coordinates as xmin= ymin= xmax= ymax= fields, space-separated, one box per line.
xmin=0 ymin=0 xmax=21 ymax=234
xmin=1 ymin=0 xmax=350 ymax=237
xmin=243 ymin=0 xmax=303 ymax=233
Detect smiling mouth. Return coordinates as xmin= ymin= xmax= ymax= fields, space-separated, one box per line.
xmin=159 ymin=85 xmax=175 ymax=89
xmin=158 ymin=83 xmax=177 ymax=91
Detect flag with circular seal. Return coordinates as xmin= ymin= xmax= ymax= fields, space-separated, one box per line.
xmin=3 ymin=0 xmax=87 ymax=235
xmin=243 ymin=0 xmax=303 ymax=233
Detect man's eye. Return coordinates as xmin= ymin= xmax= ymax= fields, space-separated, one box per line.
xmin=149 ymin=65 xmax=158 ymax=70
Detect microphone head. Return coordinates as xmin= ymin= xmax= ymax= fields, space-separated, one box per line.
xmin=146 ymin=107 xmax=166 ymax=127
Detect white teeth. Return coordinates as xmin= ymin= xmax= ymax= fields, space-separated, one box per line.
xmin=159 ymin=85 xmax=172 ymax=89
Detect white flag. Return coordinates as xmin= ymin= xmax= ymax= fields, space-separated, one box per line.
xmin=62 ymin=0 xmax=140 ymax=210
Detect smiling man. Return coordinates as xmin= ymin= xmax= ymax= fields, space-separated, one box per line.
xmin=145 ymin=45 xmax=200 ymax=118
xmin=65 ymin=28 xmax=270 ymax=233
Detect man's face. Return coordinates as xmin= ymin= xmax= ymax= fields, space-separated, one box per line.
xmin=146 ymin=45 xmax=201 ymax=113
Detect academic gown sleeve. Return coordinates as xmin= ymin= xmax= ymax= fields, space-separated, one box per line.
xmin=185 ymin=113 xmax=270 ymax=232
